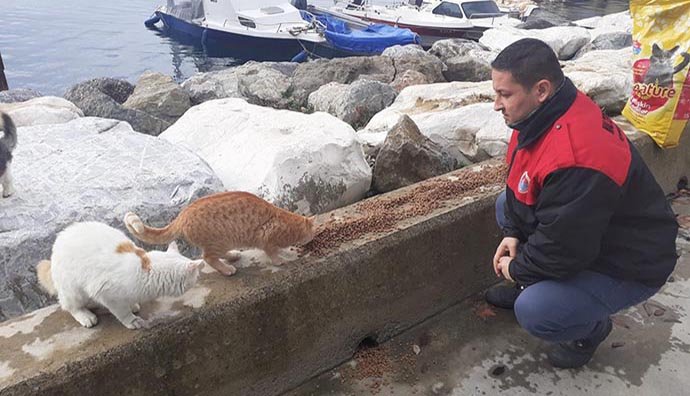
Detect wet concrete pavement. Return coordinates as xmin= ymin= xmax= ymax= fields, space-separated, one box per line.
xmin=287 ymin=191 xmax=690 ymax=396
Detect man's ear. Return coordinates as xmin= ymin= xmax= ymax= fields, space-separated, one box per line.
xmin=534 ymin=79 xmax=553 ymax=104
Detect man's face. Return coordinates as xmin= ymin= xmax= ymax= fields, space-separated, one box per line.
xmin=492 ymin=69 xmax=542 ymax=125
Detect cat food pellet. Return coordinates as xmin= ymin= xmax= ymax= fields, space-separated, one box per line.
xmin=303 ymin=164 xmax=506 ymax=257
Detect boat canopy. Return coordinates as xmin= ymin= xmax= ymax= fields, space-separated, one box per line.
xmin=318 ymin=15 xmax=419 ymax=55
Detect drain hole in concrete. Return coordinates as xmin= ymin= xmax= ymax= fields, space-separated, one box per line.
xmin=357 ymin=336 xmax=379 ymax=352
xmin=489 ymin=364 xmax=506 ymax=377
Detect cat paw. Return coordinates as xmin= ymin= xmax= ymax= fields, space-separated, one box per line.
xmin=72 ymin=311 xmax=98 ymax=328
xmin=125 ymin=316 xmax=149 ymax=330
xmin=220 ymin=264 xmax=237 ymax=276
xmin=124 ymin=212 xmax=144 ymax=233
xmin=131 ymin=303 xmax=141 ymax=313
xmin=224 ymin=250 xmax=242 ymax=262
xmin=1 ymin=187 xmax=14 ymax=198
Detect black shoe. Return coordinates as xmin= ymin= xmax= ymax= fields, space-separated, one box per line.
xmin=547 ymin=318 xmax=613 ymax=369
xmin=485 ymin=282 xmax=524 ymax=309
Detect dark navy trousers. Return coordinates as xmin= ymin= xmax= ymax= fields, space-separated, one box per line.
xmin=495 ymin=191 xmax=660 ymax=342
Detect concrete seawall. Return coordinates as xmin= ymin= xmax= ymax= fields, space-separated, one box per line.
xmin=1 ymin=123 xmax=688 ymax=396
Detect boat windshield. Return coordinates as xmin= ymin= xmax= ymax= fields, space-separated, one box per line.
xmin=461 ymin=1 xmax=502 ymax=18
xmin=432 ymin=2 xmax=464 ymax=18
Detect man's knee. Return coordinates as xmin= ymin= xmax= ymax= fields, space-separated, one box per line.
xmin=514 ymin=284 xmax=562 ymax=340
xmin=495 ymin=191 xmax=507 ymax=228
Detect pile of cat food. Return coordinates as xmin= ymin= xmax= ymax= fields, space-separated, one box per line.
xmin=339 ymin=343 xmax=392 ymax=394
xmin=304 ymin=163 xmax=506 ymax=256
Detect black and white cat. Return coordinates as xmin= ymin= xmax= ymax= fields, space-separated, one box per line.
xmin=0 ymin=112 xmax=17 ymax=198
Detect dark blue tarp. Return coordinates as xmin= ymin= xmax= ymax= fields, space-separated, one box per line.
xmin=318 ymin=15 xmax=419 ymax=55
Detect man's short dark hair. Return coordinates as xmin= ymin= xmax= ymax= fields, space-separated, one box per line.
xmin=491 ymin=38 xmax=564 ymax=89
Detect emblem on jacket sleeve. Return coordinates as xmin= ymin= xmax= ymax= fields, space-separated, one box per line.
xmin=518 ymin=171 xmax=530 ymax=194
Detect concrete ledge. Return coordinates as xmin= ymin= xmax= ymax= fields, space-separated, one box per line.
xmin=0 ymin=161 xmax=506 ymax=396
xmin=1 ymin=121 xmax=689 ymax=396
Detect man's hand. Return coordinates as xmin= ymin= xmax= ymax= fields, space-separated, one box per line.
xmin=493 ymin=237 xmax=519 ymax=277
xmin=497 ymin=256 xmax=514 ymax=281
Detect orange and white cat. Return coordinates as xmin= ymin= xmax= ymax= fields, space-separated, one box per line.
xmin=124 ymin=191 xmax=315 ymax=276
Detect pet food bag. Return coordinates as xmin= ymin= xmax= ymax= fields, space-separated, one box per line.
xmin=622 ymin=0 xmax=690 ymax=148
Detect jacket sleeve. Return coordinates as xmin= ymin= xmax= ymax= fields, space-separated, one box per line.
xmin=508 ymin=167 xmax=622 ymax=286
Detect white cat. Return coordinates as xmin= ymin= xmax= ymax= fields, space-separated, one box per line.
xmin=37 ymin=221 xmax=204 ymax=329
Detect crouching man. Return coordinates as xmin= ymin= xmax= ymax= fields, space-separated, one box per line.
xmin=486 ymin=38 xmax=679 ymax=368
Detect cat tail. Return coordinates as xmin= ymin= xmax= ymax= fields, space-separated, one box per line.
xmin=36 ymin=260 xmax=57 ymax=296
xmin=124 ymin=212 xmax=181 ymax=245
xmin=0 ymin=112 xmax=17 ymax=152
xmin=674 ymin=52 xmax=690 ymax=74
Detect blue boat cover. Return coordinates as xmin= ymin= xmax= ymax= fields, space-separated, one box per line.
xmin=318 ymin=15 xmax=419 ymax=55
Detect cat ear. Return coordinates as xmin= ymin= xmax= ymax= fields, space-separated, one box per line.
xmin=652 ymin=43 xmax=662 ymax=56
xmin=188 ymin=260 xmax=205 ymax=271
xmin=167 ymin=241 xmax=179 ymax=253
xmin=670 ymin=45 xmax=680 ymax=54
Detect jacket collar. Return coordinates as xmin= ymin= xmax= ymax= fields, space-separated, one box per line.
xmin=509 ymin=77 xmax=578 ymax=149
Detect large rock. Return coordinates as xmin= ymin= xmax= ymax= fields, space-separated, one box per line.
xmin=0 ymin=117 xmax=223 ymax=320
xmin=381 ymin=44 xmax=426 ymax=58
xmin=382 ymin=45 xmax=446 ymax=83
xmin=518 ymin=8 xmax=573 ymax=29
xmin=564 ymin=48 xmax=632 ymax=75
xmin=574 ymin=11 xmax=631 ymax=33
xmin=236 ymin=62 xmax=294 ymax=110
xmin=181 ymin=68 xmax=244 ymax=105
xmin=564 ymin=49 xmax=633 ymax=114
xmin=479 ymin=25 xmax=591 ymax=60
xmin=64 ymin=78 xmax=170 ymax=136
xmin=290 ymin=56 xmax=396 ymax=107
xmin=361 ymin=81 xmax=496 ymax=135
xmin=428 ymin=39 xmax=491 ymax=63
xmin=359 ymin=82 xmax=508 ymax=164
xmin=161 ymin=99 xmax=371 ymax=215
xmin=573 ymin=32 xmax=632 ymax=58
xmin=0 ymin=97 xmax=83 ymax=127
xmin=122 ymin=71 xmax=192 ymax=124
xmin=180 ymin=62 xmax=298 ymax=106
xmin=0 ymin=88 xmax=42 ymax=103
xmin=516 ymin=18 xmax=557 ymax=30
xmin=390 ymin=69 xmax=430 ymax=93
xmin=568 ymin=71 xmax=631 ymax=115
xmin=443 ymin=56 xmax=492 ymax=82
xmin=308 ymin=79 xmax=397 ymax=129
xmin=84 ymin=77 xmax=135 ymax=104
xmin=427 ymin=39 xmax=495 ymax=82
xmin=372 ymin=115 xmax=455 ymax=193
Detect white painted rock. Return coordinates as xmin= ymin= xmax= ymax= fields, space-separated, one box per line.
xmin=161 ymin=99 xmax=372 ymax=215
xmin=568 ymin=71 xmax=631 ymax=115
xmin=575 ymin=11 xmax=631 ymax=33
xmin=0 ymin=97 xmax=83 ymax=127
xmin=563 ymin=48 xmax=632 ymax=75
xmin=480 ymin=25 xmax=591 ymax=60
xmin=359 ymin=82 xmax=508 ymax=164
xmin=360 ymin=81 xmax=495 ymax=134
xmin=0 ymin=117 xmax=223 ymax=320
xmin=564 ymin=48 xmax=633 ymax=114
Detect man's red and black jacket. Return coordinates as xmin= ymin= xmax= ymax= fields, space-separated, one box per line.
xmin=503 ymin=78 xmax=678 ymax=288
